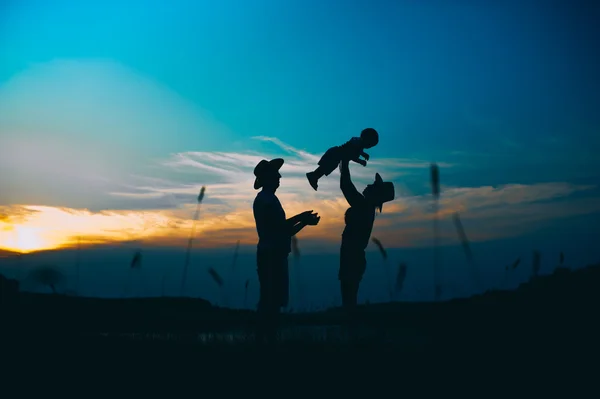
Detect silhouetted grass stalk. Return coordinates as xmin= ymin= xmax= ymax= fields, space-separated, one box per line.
xmin=244 ymin=279 xmax=250 ymax=308
xmin=430 ymin=163 xmax=441 ymax=301
xmin=181 ymin=186 xmax=205 ymax=297
xmin=75 ymin=236 xmax=81 ymax=296
xmin=371 ymin=237 xmax=392 ymax=301
xmin=395 ymin=262 xmax=407 ymax=300
xmin=231 ymin=240 xmax=240 ymax=272
xmin=503 ymin=257 xmax=521 ymax=289
xmin=123 ymin=250 xmax=142 ymax=297
xmin=452 ymin=213 xmax=480 ymax=291
xmin=208 ymin=267 xmax=226 ymax=306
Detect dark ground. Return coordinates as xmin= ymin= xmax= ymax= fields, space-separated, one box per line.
xmin=1 ymin=265 xmax=599 ymax=394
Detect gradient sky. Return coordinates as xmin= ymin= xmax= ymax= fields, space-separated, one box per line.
xmin=1 ymin=0 xmax=599 ymax=307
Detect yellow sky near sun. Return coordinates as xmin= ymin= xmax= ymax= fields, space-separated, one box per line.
xmin=0 ymin=200 xmax=371 ymax=253
xmin=0 ymin=199 xmax=423 ymax=254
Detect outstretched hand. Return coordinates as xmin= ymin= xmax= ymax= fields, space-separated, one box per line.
xmin=303 ymin=211 xmax=320 ymax=226
xmin=299 ymin=210 xmax=314 ymax=218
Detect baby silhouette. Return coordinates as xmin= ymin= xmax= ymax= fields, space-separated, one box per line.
xmin=306 ymin=128 xmax=379 ymax=191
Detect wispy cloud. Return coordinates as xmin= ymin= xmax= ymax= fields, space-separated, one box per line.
xmin=130 ymin=136 xmax=437 ymax=207
xmin=1 ymin=136 xmax=598 ymax=254
xmin=251 ymin=136 xmax=321 ymax=163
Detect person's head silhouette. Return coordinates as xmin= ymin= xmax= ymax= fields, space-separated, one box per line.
xmin=362 ymin=173 xmax=395 ymax=212
xmin=253 ymin=158 xmax=284 ymax=191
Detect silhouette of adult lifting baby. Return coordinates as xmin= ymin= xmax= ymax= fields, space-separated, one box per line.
xmin=252 ymin=158 xmax=320 ymax=344
xmin=338 ymin=158 xmax=395 ymax=314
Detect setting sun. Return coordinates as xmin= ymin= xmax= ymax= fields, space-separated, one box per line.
xmin=1 ymin=226 xmax=48 ymax=253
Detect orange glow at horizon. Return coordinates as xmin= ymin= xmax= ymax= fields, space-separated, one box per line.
xmin=0 ymin=202 xmax=360 ymax=254
xmin=1 ymin=191 xmax=568 ymax=254
xmin=0 ymin=200 xmax=434 ymax=254
xmin=0 ymin=205 xmax=180 ymax=253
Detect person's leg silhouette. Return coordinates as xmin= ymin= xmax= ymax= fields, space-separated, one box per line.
xmin=256 ymin=250 xmax=286 ymax=346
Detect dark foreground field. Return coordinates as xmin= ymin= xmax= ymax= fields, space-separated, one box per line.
xmin=2 ymin=265 xmax=600 ymax=393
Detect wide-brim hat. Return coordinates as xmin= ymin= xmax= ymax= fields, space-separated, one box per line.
xmin=253 ymin=158 xmax=284 ymax=189
xmin=373 ymin=173 xmax=395 ymax=212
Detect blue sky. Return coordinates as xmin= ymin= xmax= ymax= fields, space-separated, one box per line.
xmin=1 ymin=0 xmax=599 ymax=305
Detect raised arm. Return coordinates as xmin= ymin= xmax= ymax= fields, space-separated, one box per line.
xmin=339 ymin=159 xmax=365 ymax=207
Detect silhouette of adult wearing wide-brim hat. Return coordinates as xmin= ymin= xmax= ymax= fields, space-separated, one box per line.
xmin=252 ymin=158 xmax=320 ymax=345
xmin=338 ymin=159 xmax=395 ymax=313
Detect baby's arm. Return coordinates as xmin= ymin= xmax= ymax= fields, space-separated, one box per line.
xmin=343 ymin=141 xmax=367 ymax=166
xmin=350 ymin=146 xmax=368 ymax=166
xmin=351 ymin=157 xmax=367 ymax=167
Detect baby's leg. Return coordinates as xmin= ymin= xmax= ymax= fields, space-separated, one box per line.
xmin=312 ymin=166 xmax=325 ymax=179
xmin=318 ymin=147 xmax=344 ymax=176
xmin=307 ymin=166 xmax=325 ymax=191
xmin=307 ymin=148 xmax=342 ymax=191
